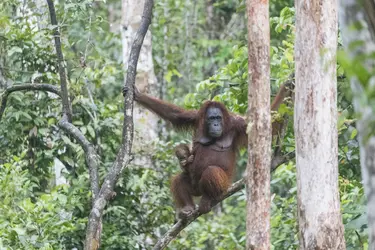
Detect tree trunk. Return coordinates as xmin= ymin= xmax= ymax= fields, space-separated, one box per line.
xmin=339 ymin=0 xmax=375 ymax=247
xmin=122 ymin=0 xmax=159 ymax=166
xmin=294 ymin=0 xmax=345 ymax=248
xmin=245 ymin=0 xmax=271 ymax=249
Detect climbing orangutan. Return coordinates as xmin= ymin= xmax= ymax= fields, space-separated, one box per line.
xmin=124 ymin=81 xmax=293 ymax=219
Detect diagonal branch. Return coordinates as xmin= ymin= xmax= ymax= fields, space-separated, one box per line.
xmin=0 ymin=84 xmax=61 ymax=121
xmin=58 ymin=116 xmax=100 ymax=198
xmin=152 ymin=155 xmax=293 ymax=250
xmin=84 ymin=0 xmax=154 ymax=249
xmin=152 ymin=178 xmax=245 ymax=250
xmin=46 ymin=0 xmax=73 ymax=122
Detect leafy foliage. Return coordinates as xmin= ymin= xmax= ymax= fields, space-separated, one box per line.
xmin=0 ymin=159 xmax=88 ymax=249
xmin=0 ymin=0 xmax=366 ymax=249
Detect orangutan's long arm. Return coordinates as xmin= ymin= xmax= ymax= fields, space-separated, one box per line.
xmin=270 ymin=80 xmax=294 ymax=137
xmin=136 ymin=91 xmax=198 ymax=129
xmin=234 ymin=80 xmax=294 ymax=147
xmin=233 ymin=115 xmax=248 ymax=148
xmin=270 ymin=81 xmax=294 ymax=112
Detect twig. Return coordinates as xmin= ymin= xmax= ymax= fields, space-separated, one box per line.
xmin=0 ymin=84 xmax=61 ymax=121
xmin=83 ymin=0 xmax=154 ymax=249
xmin=46 ymin=0 xmax=73 ymax=122
xmin=0 ymin=66 xmax=37 ymax=74
xmin=355 ymin=230 xmax=364 ymax=247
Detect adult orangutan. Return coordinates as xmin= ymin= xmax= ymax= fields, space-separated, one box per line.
xmin=126 ymin=82 xmax=293 ymax=219
xmin=128 ymin=88 xmax=246 ymax=218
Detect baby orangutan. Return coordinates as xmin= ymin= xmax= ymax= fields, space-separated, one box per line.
xmin=174 ymin=144 xmax=194 ymax=172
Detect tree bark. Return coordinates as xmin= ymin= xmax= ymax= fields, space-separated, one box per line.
xmin=46 ymin=0 xmax=73 ymax=122
xmin=294 ymin=0 xmax=345 ymax=248
xmin=339 ymin=0 xmax=375 ymax=247
xmin=122 ymin=0 xmax=159 ymax=167
xmin=84 ymin=1 xmax=154 ymax=249
xmin=245 ymin=0 xmax=271 ymax=249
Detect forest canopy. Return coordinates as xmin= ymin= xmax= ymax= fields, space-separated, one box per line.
xmin=0 ymin=0 xmax=374 ymax=249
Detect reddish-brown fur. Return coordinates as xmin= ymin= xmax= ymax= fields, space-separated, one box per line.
xmin=271 ymin=81 xmax=295 ymax=138
xmin=174 ymin=144 xmax=193 ymax=172
xmin=136 ymin=93 xmax=246 ymax=216
xmin=196 ymin=101 xmax=231 ymax=136
xmin=134 ymin=83 xmax=292 ymax=217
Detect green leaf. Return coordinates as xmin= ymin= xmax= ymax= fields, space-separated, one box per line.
xmin=12 ymin=227 xmax=26 ymax=236
xmin=87 ymin=125 xmax=95 ymax=138
xmin=7 ymin=46 xmax=22 ymax=57
xmin=350 ymin=129 xmax=358 ymax=139
xmin=21 ymin=112 xmax=32 ymax=121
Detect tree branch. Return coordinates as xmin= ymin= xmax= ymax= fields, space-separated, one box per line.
xmin=0 ymin=84 xmax=61 ymax=121
xmin=84 ymin=0 xmax=154 ymax=249
xmin=46 ymin=0 xmax=100 ymax=227
xmin=58 ymin=116 xmax=100 ymax=198
xmin=0 ymin=82 xmax=100 ymax=201
xmin=46 ymin=0 xmax=73 ymax=122
xmin=152 ymin=178 xmax=245 ymax=250
xmin=152 ymin=155 xmax=292 ymax=250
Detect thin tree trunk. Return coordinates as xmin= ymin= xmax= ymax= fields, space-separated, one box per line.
xmin=84 ymin=1 xmax=154 ymax=248
xmin=46 ymin=0 xmax=73 ymax=122
xmin=294 ymin=0 xmax=345 ymax=248
xmin=339 ymin=0 xmax=375 ymax=247
xmin=122 ymin=0 xmax=159 ymax=167
xmin=245 ymin=0 xmax=271 ymax=249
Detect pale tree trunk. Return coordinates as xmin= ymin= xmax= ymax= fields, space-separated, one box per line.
xmin=122 ymin=0 xmax=159 ymax=166
xmin=245 ymin=0 xmax=271 ymax=249
xmin=294 ymin=0 xmax=345 ymax=248
xmin=339 ymin=0 xmax=375 ymax=247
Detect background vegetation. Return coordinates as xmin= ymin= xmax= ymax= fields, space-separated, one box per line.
xmin=0 ymin=0 xmax=367 ymax=249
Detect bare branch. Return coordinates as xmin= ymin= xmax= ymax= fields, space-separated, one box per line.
xmin=0 ymin=84 xmax=61 ymax=121
xmin=84 ymin=0 xmax=154 ymax=249
xmin=152 ymin=178 xmax=245 ymax=250
xmin=58 ymin=115 xmax=100 ymax=198
xmin=46 ymin=0 xmax=73 ymax=122
xmin=152 ymin=155 xmax=292 ymax=250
